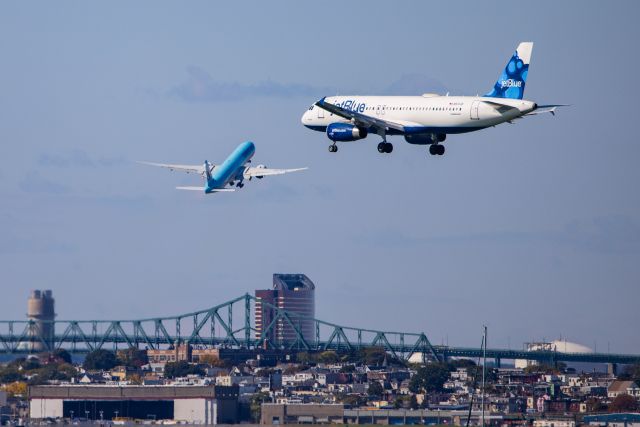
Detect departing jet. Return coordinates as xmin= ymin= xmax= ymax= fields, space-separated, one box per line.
xmin=139 ymin=141 xmax=307 ymax=194
xmin=301 ymin=42 xmax=565 ymax=155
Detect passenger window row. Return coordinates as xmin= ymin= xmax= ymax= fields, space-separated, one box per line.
xmin=364 ymin=106 xmax=463 ymax=112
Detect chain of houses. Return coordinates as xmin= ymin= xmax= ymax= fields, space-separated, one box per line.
xmin=1 ymin=348 xmax=639 ymax=425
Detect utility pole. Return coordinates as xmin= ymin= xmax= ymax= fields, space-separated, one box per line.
xmin=481 ymin=325 xmax=487 ymax=427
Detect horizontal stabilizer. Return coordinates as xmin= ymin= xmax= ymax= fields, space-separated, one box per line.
xmin=526 ymin=104 xmax=570 ymax=116
xmin=175 ymin=186 xmax=236 ymax=193
xmin=138 ymin=161 xmax=213 ymax=175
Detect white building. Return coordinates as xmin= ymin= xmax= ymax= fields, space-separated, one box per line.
xmin=29 ymin=385 xmax=238 ymax=425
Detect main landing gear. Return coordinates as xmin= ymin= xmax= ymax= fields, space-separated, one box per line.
xmin=328 ymin=144 xmax=338 ymax=153
xmin=377 ymin=142 xmax=393 ymax=153
xmin=429 ymin=144 xmax=445 ymax=156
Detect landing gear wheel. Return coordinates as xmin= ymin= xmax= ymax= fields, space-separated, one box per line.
xmin=378 ymin=142 xmax=393 ymax=153
xmin=429 ymin=144 xmax=445 ymax=156
xmin=328 ymin=144 xmax=338 ymax=153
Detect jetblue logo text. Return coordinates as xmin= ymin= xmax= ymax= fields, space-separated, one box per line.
xmin=334 ymin=100 xmax=366 ymax=113
xmin=500 ymin=79 xmax=522 ymax=89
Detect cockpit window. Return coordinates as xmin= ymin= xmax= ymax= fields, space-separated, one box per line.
xmin=308 ymin=105 xmax=314 ymax=110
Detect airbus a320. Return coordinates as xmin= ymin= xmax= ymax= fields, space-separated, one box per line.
xmin=301 ymin=42 xmax=566 ymax=155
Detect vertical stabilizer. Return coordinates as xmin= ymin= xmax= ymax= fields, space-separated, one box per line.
xmin=204 ymin=160 xmax=214 ymax=187
xmin=485 ymin=42 xmax=533 ymax=99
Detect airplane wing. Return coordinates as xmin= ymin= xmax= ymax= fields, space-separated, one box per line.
xmin=137 ymin=161 xmax=217 ymax=176
xmin=315 ymin=97 xmax=407 ymax=133
xmin=244 ymin=167 xmax=308 ymax=178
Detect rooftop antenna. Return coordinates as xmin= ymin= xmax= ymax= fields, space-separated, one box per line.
xmin=465 ymin=332 xmax=485 ymax=427
xmin=482 ymin=325 xmax=487 ymax=427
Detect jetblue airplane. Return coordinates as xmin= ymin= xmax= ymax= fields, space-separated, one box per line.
xmin=301 ymin=42 xmax=565 ymax=155
xmin=139 ymin=141 xmax=307 ymax=194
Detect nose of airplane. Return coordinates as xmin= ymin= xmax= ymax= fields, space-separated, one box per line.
xmin=301 ymin=110 xmax=309 ymax=125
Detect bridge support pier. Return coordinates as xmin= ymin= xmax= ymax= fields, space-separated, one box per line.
xmin=608 ymin=363 xmax=618 ymax=376
xmin=495 ymin=357 xmax=501 ymax=368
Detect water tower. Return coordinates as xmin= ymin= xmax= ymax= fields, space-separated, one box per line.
xmin=27 ymin=290 xmax=55 ymax=352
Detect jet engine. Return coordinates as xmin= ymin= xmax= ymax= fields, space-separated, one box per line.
xmin=327 ymin=123 xmax=368 ymax=142
xmin=254 ymin=164 xmax=266 ymax=179
xmin=404 ymin=133 xmax=446 ymax=145
xmin=242 ymin=165 xmax=267 ymax=180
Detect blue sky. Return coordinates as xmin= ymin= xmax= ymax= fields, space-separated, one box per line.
xmin=1 ymin=1 xmax=639 ymax=353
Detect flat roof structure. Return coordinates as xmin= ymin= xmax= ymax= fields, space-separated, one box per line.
xmin=29 ymin=385 xmax=238 ymax=424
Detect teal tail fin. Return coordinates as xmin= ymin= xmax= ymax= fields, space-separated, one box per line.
xmin=485 ymin=42 xmax=533 ymax=99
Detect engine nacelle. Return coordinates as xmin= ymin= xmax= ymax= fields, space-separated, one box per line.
xmin=244 ymin=164 xmax=267 ymax=180
xmin=327 ymin=123 xmax=368 ymax=142
xmin=404 ymin=133 xmax=446 ymax=145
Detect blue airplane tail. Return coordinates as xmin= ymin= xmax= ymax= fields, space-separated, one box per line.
xmin=485 ymin=42 xmax=533 ymax=99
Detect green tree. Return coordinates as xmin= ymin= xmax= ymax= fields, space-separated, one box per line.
xmin=523 ymin=363 xmax=561 ymax=375
xmin=393 ymin=397 xmax=403 ymax=409
xmin=340 ymin=364 xmax=356 ymax=373
xmin=283 ymin=365 xmax=303 ymax=375
xmin=409 ymin=363 xmax=451 ymax=393
xmin=338 ymin=394 xmax=367 ymax=407
xmin=28 ymin=363 xmax=76 ymax=385
xmin=52 ymin=349 xmax=72 ymax=364
xmin=198 ymin=354 xmax=226 ymax=367
xmin=609 ymin=394 xmax=639 ymax=413
xmin=585 ymin=398 xmax=607 ymax=413
xmin=117 ymin=348 xmax=148 ymax=368
xmin=318 ymin=351 xmax=338 ymax=364
xmin=84 ymin=349 xmax=118 ymax=370
xmin=164 ymin=361 xmax=204 ymax=379
xmin=296 ymin=352 xmax=314 ymax=364
xmin=0 ymin=369 xmax=23 ymax=383
xmin=620 ymin=364 xmax=640 ymax=384
xmin=361 ymin=347 xmax=388 ymax=366
xmin=466 ymin=365 xmax=498 ymax=386
xmin=368 ymin=381 xmax=384 ymax=397
xmin=250 ymin=391 xmax=271 ymax=422
xmin=409 ymin=394 xmax=419 ymax=410
xmin=19 ymin=358 xmax=41 ymax=371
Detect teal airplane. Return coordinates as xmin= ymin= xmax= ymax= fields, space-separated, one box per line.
xmin=139 ymin=141 xmax=307 ymax=194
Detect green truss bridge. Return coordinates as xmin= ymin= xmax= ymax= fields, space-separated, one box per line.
xmin=1 ymin=293 xmax=639 ymax=366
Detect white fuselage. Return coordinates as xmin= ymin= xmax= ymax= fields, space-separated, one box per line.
xmin=301 ymin=95 xmax=536 ymax=137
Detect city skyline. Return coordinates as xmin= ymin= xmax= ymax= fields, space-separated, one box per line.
xmin=0 ymin=1 xmax=639 ymax=354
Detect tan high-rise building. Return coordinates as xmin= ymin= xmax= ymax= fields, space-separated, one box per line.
xmin=255 ymin=274 xmax=315 ymax=347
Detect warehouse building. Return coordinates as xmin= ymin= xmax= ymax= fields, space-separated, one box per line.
xmin=29 ymin=385 xmax=238 ymax=424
